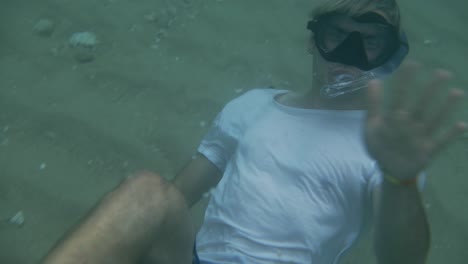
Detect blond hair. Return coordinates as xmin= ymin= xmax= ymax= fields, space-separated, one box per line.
xmin=310 ymin=0 xmax=401 ymax=29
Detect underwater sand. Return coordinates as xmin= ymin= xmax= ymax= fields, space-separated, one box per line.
xmin=0 ymin=0 xmax=467 ymax=263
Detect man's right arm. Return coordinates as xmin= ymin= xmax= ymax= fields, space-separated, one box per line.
xmin=172 ymin=153 xmax=222 ymax=208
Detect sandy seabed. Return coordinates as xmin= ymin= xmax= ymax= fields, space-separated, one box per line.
xmin=0 ymin=0 xmax=467 ymax=263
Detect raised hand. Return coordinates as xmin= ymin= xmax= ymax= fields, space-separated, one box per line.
xmin=365 ymin=62 xmax=467 ymax=180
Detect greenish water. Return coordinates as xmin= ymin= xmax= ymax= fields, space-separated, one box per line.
xmin=0 ymin=0 xmax=467 ymax=263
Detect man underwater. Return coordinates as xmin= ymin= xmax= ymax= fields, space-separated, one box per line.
xmin=43 ymin=0 xmax=466 ymax=263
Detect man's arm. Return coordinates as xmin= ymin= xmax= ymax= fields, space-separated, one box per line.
xmin=372 ymin=181 xmax=430 ymax=264
xmin=364 ymin=62 xmax=466 ymax=264
xmin=172 ymin=153 xmax=222 ymax=208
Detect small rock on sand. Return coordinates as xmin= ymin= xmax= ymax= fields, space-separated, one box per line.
xmin=33 ymin=18 xmax=55 ymax=37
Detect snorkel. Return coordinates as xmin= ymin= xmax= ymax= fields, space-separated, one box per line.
xmin=308 ymin=12 xmax=409 ymax=98
xmin=319 ymin=36 xmax=408 ymax=98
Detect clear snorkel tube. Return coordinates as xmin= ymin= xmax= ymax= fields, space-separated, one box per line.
xmin=319 ymin=32 xmax=409 ymax=99
xmin=320 ymin=70 xmax=377 ymax=98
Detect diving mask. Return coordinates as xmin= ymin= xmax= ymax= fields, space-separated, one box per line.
xmin=308 ymin=11 xmax=409 ymax=98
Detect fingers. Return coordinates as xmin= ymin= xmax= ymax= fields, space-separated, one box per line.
xmin=390 ymin=61 xmax=420 ymax=111
xmin=391 ymin=63 xmax=464 ymax=137
xmin=412 ymin=69 xmax=453 ymax=121
xmin=433 ymin=122 xmax=468 ymax=155
xmin=426 ymin=88 xmax=465 ymax=133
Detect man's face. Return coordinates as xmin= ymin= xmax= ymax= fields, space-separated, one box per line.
xmin=308 ymin=11 xmax=402 ymax=98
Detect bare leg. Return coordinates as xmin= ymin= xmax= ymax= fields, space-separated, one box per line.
xmin=42 ymin=171 xmax=194 ymax=264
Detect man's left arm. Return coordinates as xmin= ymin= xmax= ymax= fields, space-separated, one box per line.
xmin=364 ymin=62 xmax=467 ymax=264
xmin=372 ymin=180 xmax=430 ymax=264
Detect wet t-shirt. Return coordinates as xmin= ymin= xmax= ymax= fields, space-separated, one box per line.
xmin=196 ymin=88 xmax=382 ymax=264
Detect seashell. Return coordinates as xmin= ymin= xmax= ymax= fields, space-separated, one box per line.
xmin=33 ymin=18 xmax=55 ymax=37
xmin=69 ymin=32 xmax=98 ymax=49
xmin=8 ymin=211 xmax=25 ymax=227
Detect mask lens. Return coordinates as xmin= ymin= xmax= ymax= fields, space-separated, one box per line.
xmin=311 ymin=13 xmax=399 ymax=70
xmin=319 ymin=24 xmax=348 ymax=52
xmin=360 ymin=24 xmax=398 ymax=66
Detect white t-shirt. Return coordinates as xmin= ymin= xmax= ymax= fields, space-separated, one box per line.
xmin=195 ymin=88 xmax=411 ymax=264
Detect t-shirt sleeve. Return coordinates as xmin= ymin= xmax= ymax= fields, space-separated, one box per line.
xmin=197 ymin=89 xmax=263 ymax=171
xmin=197 ymin=88 xmax=280 ymax=172
xmin=197 ymin=109 xmax=239 ymax=172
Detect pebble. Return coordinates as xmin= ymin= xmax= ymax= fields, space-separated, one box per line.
xmin=69 ymin=31 xmax=98 ymax=63
xmin=69 ymin=32 xmax=98 ymax=49
xmin=423 ymin=39 xmax=438 ymax=47
xmin=73 ymin=48 xmax=95 ymax=63
xmin=8 ymin=211 xmax=25 ymax=227
xmin=144 ymin=12 xmax=158 ymax=23
xmin=33 ymin=18 xmax=55 ymax=37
